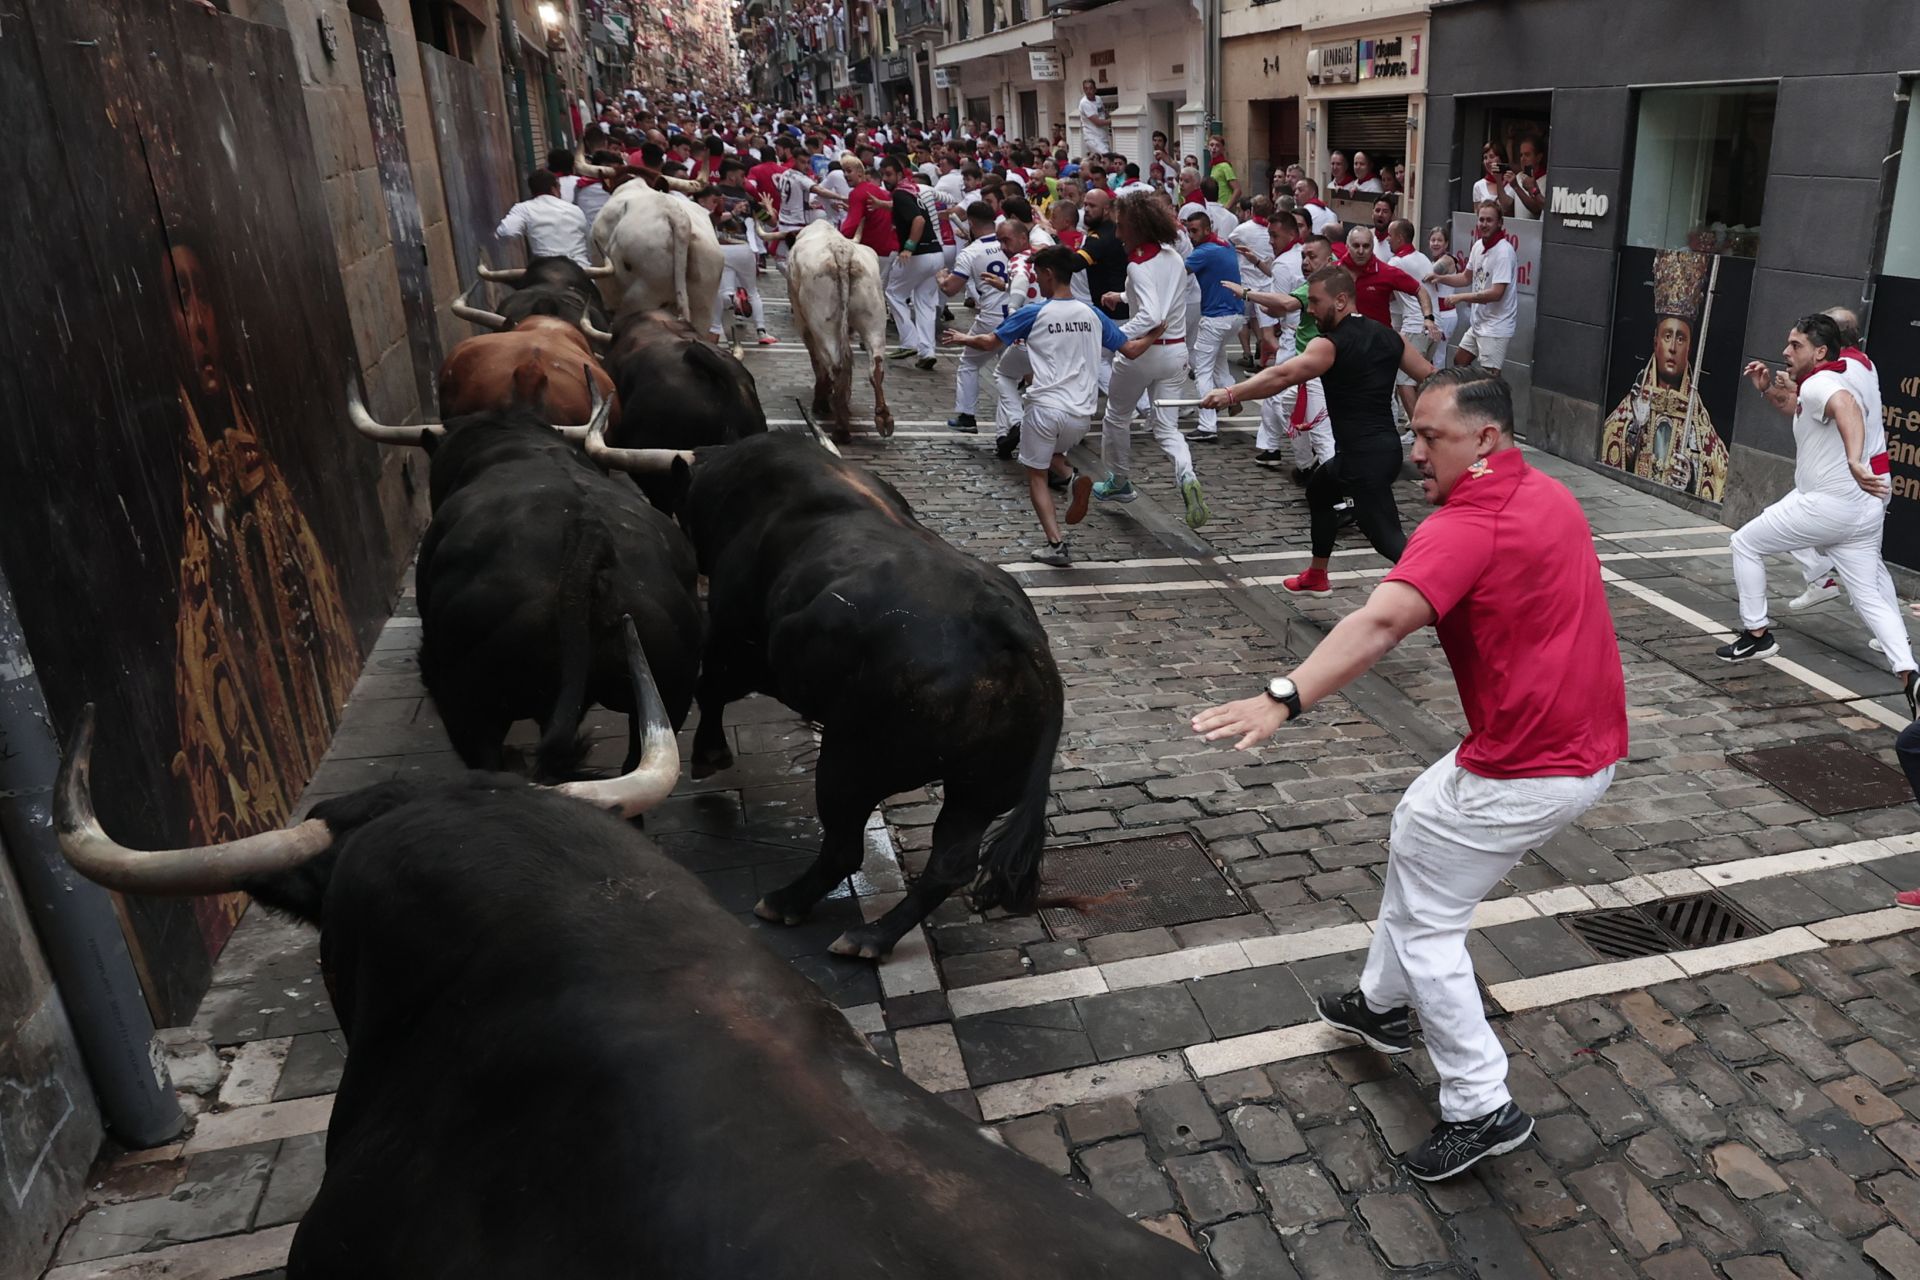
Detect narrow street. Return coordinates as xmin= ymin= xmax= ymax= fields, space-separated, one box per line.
xmin=42 ymin=267 xmax=1920 ymax=1280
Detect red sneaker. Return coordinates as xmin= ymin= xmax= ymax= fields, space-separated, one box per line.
xmin=734 ymin=288 xmax=751 ymax=317
xmin=1897 ymin=889 xmax=1920 ymax=910
xmin=1282 ymin=568 xmax=1332 ymax=597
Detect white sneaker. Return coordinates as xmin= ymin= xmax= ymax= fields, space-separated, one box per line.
xmin=1788 ymin=577 xmax=1842 ymax=611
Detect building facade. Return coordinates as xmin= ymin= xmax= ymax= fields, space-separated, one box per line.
xmin=1421 ymin=0 xmax=1920 ymax=548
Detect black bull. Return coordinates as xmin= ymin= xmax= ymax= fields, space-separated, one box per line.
xmin=490 ymin=254 xmax=611 ymax=330
xmin=53 ymin=751 xmax=1213 ymax=1278
xmin=603 ymin=310 xmax=766 ymax=450
xmin=683 ymin=433 xmax=1065 ymax=959
xmin=416 ymin=407 xmax=700 ymax=777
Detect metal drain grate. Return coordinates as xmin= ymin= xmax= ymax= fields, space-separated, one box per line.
xmin=1729 ymin=739 xmax=1913 ymax=816
xmin=1038 ymin=832 xmax=1248 ymax=940
xmin=1566 ymin=892 xmax=1767 ymax=960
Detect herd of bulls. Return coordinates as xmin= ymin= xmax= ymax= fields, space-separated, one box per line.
xmin=56 ymin=198 xmax=1218 ymax=1275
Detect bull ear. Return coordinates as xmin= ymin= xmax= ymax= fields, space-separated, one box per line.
xmin=666 ymin=454 xmax=695 ymax=520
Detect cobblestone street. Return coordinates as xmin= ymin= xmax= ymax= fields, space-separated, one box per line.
xmin=43 ymin=273 xmax=1920 ymax=1280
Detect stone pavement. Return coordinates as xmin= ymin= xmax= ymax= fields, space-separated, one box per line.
xmin=38 ymin=272 xmax=1920 ymax=1279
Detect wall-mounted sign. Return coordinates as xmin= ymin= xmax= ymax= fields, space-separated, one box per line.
xmin=1551 ymin=185 xmax=1611 ymax=229
xmin=1309 ymin=42 xmax=1356 ymax=85
xmin=1029 ymin=49 xmax=1063 ymax=81
xmin=1089 ymin=49 xmax=1115 ymax=68
xmin=933 ymin=65 xmax=952 ymax=88
xmin=1357 ymin=34 xmax=1419 ymax=79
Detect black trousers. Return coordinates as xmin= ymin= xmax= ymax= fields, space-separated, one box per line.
xmin=1307 ymin=445 xmax=1407 ymax=562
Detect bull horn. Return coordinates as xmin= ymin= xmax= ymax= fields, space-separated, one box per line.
xmin=582 ymin=263 xmax=617 ymax=278
xmin=54 ymin=704 xmax=334 ymax=896
xmin=475 ymin=261 xmax=526 ymax=283
xmin=579 ymin=371 xmax=692 ymax=473
xmin=451 ymin=281 xmax=508 ymax=329
xmin=574 ymin=148 xmax=617 ymax=181
xmin=578 ymin=317 xmax=614 ymax=345
xmin=348 ymin=375 xmax=444 ymax=443
xmin=553 ymin=618 xmax=679 ymax=817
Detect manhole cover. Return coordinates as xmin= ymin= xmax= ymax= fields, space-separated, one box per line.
xmin=1038 ymin=832 xmax=1248 ymax=940
xmin=1729 ymin=739 xmax=1912 ymax=816
xmin=1566 ymin=892 xmax=1767 ymax=960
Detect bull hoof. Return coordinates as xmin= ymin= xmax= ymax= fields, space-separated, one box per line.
xmin=811 ymin=397 xmax=832 ymax=417
xmin=828 ymin=927 xmax=893 ymax=960
xmin=753 ymin=895 xmax=809 ymax=927
xmin=874 ymin=415 xmax=895 ymax=439
xmin=830 ymin=427 xmax=852 ymax=446
xmin=690 ymin=745 xmax=734 ymax=780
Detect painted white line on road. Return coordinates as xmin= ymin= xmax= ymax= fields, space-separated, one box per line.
xmin=974 ymin=1051 xmax=1189 ymax=1123
xmin=182 ymin=1094 xmax=333 ymax=1155
xmin=1595 ymin=524 xmax=1730 ymax=541
xmin=44 ymin=1224 xmax=299 ymax=1280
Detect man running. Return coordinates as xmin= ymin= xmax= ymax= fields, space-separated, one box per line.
xmin=1426 ymin=202 xmax=1516 ymax=374
xmin=941 ymin=202 xmax=1011 ymax=434
xmin=1204 ymin=265 xmax=1433 ymax=592
xmin=1227 ymin=225 xmax=1333 ymax=478
xmin=945 ymin=247 xmax=1153 ymax=566
xmin=1716 ymin=314 xmax=1918 ymax=715
xmin=1093 ymin=192 xmax=1211 ymax=529
xmin=1770 ymin=307 xmax=1881 ymax=613
xmin=1183 ymin=208 xmax=1244 ymax=446
xmin=1193 ymin=368 xmax=1626 ymax=1182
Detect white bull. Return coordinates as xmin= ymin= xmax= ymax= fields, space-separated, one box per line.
xmin=786 ymin=222 xmax=893 ymax=443
xmin=590 ymin=181 xmax=724 ymax=336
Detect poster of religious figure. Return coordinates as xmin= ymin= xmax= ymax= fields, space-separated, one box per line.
xmin=1599 ymin=247 xmax=1754 ymax=503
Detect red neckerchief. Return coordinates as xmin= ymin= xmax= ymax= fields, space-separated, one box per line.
xmin=1128 ymin=244 xmax=1162 ymax=264
xmin=1843 ymin=346 xmax=1875 ymax=372
xmin=1304 ymin=199 xmax=1328 ymax=211
xmin=1479 ymin=229 xmax=1506 ymax=251
xmin=1391 ymin=244 xmax=1415 ymax=259
xmin=1251 ymin=216 xmax=1269 ymax=227
xmin=1796 ymin=359 xmax=1848 ymax=387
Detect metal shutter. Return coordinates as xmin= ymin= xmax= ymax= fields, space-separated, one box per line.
xmin=1327 ymin=97 xmax=1406 ymax=157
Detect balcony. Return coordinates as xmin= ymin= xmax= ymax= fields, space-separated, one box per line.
xmin=895 ymin=0 xmax=942 ymax=36
xmin=1046 ymin=0 xmax=1115 ymax=10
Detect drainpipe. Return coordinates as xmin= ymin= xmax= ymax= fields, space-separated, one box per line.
xmin=0 ymin=563 xmax=183 ymax=1147
xmin=1203 ymin=0 xmax=1221 ymax=142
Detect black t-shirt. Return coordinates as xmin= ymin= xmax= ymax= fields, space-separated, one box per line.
xmin=1319 ymin=313 xmax=1405 ymax=451
xmin=1080 ymin=221 xmax=1130 ymax=319
xmin=891 ymin=188 xmax=942 ymax=254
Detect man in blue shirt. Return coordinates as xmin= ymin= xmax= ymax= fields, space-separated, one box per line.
xmin=1184 ymin=209 xmax=1244 ymax=443
xmin=944 ymin=248 xmax=1158 ymax=565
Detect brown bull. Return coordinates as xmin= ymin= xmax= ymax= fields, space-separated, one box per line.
xmin=437 ymin=316 xmax=619 ymax=426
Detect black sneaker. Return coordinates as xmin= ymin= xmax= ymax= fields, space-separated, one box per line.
xmin=1048 ymin=469 xmax=1072 ymax=492
xmin=995 ymin=424 xmax=1021 ymax=461
xmin=1255 ymin=449 xmax=1284 ymax=468
xmin=1906 ymin=671 xmax=1918 ymax=722
xmin=949 ymin=413 xmax=978 ymax=434
xmin=1715 ymin=629 xmax=1778 ymax=662
xmin=1316 ymin=990 xmax=1413 ymax=1055
xmin=1190 ymin=430 xmax=1219 ymax=444
xmin=1402 ymin=1102 xmax=1535 ymax=1182
xmin=914 ymin=355 xmax=938 ymax=371
xmin=1290 ymin=466 xmax=1311 ymax=487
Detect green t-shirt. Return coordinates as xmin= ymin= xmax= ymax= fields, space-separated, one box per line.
xmin=1292 ymin=283 xmax=1318 ymax=354
xmin=1210 ymin=160 xmax=1237 ymax=193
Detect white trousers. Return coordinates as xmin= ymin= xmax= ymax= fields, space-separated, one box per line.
xmin=954 ymin=312 xmax=1003 ymax=418
xmin=885 ymin=253 xmax=943 ymax=357
xmin=712 ymin=243 xmax=765 ymax=335
xmin=1098 ymin=346 xmax=1114 ymax=395
xmin=1256 ymin=379 xmax=1331 ymax=468
xmin=994 ymin=343 xmax=1032 ymax=436
xmin=1732 ymin=489 xmax=1917 ymax=673
xmin=1361 ymin=750 xmax=1615 ymax=1121
xmin=1101 ymin=342 xmax=1194 ymax=484
xmin=1192 ymin=314 xmax=1245 ymax=432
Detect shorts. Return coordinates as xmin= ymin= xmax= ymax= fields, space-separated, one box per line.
xmin=1249 ymin=300 xmax=1277 ymax=331
xmin=1019 ymin=404 xmax=1091 ymax=471
xmin=1459 ymin=328 xmax=1510 ymax=371
xmin=1395 ymin=333 xmax=1439 ymax=386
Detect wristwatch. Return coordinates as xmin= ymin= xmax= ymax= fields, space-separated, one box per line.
xmin=1264 ymin=676 xmax=1303 ymax=720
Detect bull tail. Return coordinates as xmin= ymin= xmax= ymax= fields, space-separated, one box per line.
xmin=970 ymin=672 xmax=1063 ymax=915
xmin=535 ymin=520 xmax=609 ymax=780
xmin=671 ymin=204 xmax=691 ymax=323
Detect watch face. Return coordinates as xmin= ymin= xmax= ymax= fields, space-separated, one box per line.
xmin=1268 ymin=677 xmax=1296 ymax=700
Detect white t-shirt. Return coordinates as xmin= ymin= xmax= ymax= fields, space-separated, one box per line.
xmin=953 ymin=233 xmax=1013 ymax=322
xmin=1077 ymin=94 xmax=1111 ymax=158
xmin=1796 ymin=369 xmax=1885 ymax=504
xmin=1353 ymin=177 xmax=1383 ymax=194
xmin=1269 ymin=243 xmax=1305 ymax=346
xmin=1387 ymin=248 xmax=1434 ymax=335
xmin=1465 ymin=236 xmax=1518 ymax=338
xmin=1507 ymin=172 xmax=1543 ymax=220
xmin=1228 ymin=219 xmax=1274 ymax=291
xmin=1842 ymin=353 xmax=1885 ymax=432
xmin=774 ymin=165 xmax=820 ymax=227
xmin=995 ymin=298 xmax=1128 ymax=417
xmin=1304 ymin=202 xmax=1341 ymax=235
xmin=495 ymin=195 xmax=592 ymax=268
xmin=1472 ymin=177 xmax=1500 ymax=207
xmin=1121 ymin=244 xmax=1189 ymax=342
xmin=1205 ymin=202 xmax=1238 ymax=241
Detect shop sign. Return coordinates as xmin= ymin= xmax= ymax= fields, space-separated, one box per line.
xmin=1551 ymin=185 xmax=1611 ymax=229
xmin=1357 ymin=34 xmax=1419 ymax=80
xmin=1872 ymin=274 xmax=1920 ymax=569
xmin=1309 ymin=42 xmax=1356 ymax=85
xmin=1029 ymin=49 xmax=1063 ymax=81
xmin=933 ymin=65 xmax=952 ymax=88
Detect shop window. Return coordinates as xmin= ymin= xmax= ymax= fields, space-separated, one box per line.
xmin=1626 ymin=85 xmax=1775 ymax=258
xmin=1884 ymin=92 xmax=1920 ymax=279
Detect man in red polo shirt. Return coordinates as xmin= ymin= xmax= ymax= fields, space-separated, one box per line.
xmin=1344 ymin=226 xmax=1442 ymax=339
xmin=1193 ymin=367 xmax=1626 ymax=1182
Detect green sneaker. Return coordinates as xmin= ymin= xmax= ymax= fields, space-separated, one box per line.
xmin=885 ymin=346 xmax=915 ymax=359
xmin=1092 ymin=475 xmax=1137 ymax=503
xmin=1180 ymin=476 xmax=1211 ymax=529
